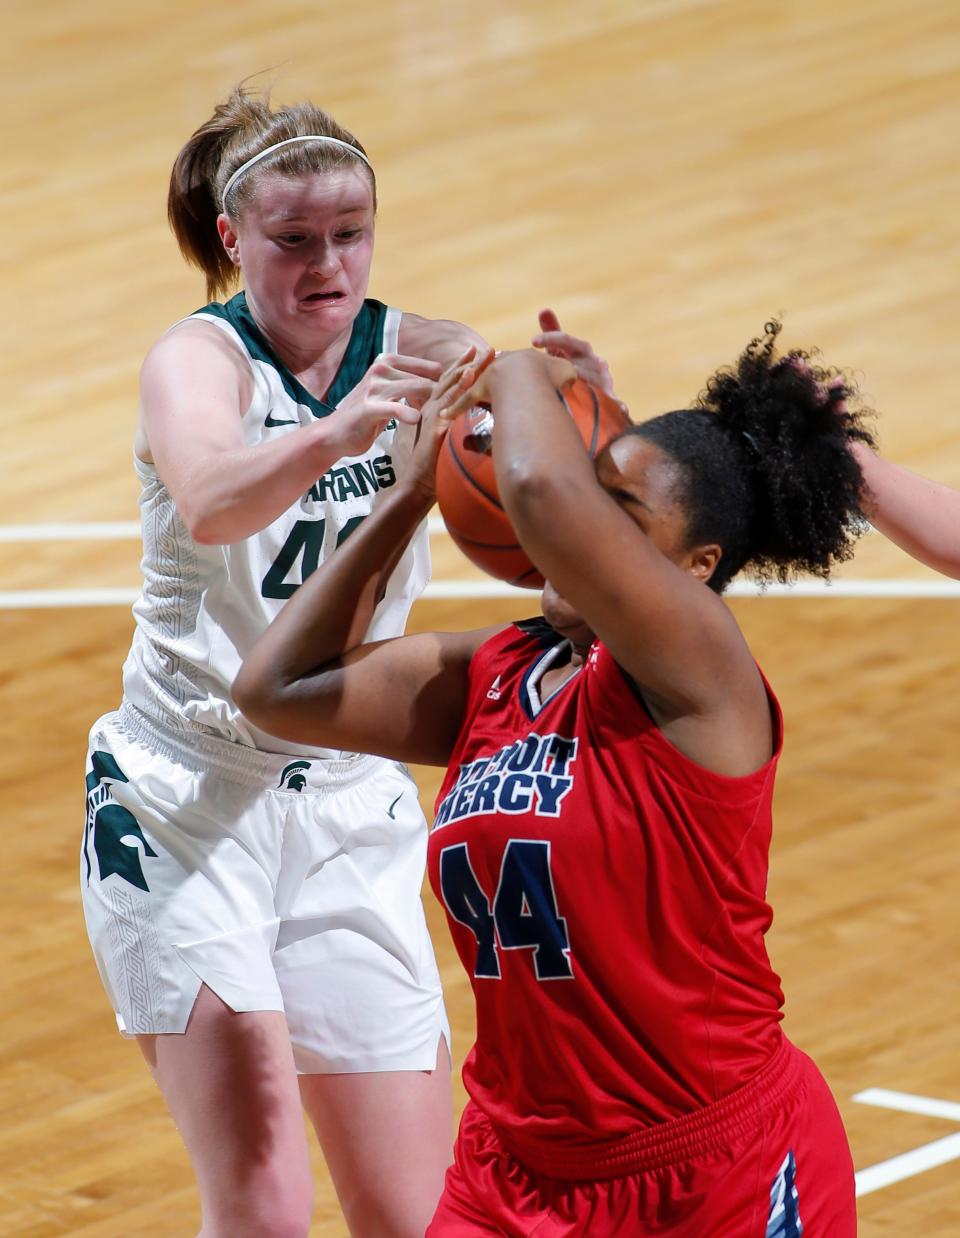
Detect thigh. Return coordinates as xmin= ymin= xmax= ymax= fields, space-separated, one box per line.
xmin=140 ymin=984 xmax=313 ymax=1237
xmin=300 ymin=1035 xmax=454 ymax=1238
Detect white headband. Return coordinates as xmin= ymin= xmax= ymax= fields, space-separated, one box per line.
xmin=221 ymin=135 xmax=372 ymax=206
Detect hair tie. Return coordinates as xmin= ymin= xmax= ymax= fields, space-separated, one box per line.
xmin=221 ymin=135 xmax=372 ymax=207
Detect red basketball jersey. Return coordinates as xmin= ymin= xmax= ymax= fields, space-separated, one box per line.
xmin=429 ymin=618 xmax=786 ymax=1160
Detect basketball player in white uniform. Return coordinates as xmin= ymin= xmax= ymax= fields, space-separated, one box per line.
xmin=80 ymin=84 xmax=485 ymax=1238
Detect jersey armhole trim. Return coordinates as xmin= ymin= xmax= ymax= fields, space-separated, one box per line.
xmin=383 ymin=306 xmax=402 ymax=354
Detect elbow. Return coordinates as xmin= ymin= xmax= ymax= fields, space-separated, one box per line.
xmin=231 ymin=665 xmax=277 ymax=728
xmin=499 ymin=461 xmax=561 ymax=513
xmin=231 ymin=668 xmax=257 ymax=718
xmin=232 ymin=657 xmax=319 ymax=729
xmin=499 ymin=467 xmax=599 ymax=580
xmin=181 ymin=506 xmax=232 ymax=546
xmin=177 ymin=496 xmax=221 ymax=545
xmin=190 ymin=521 xmax=224 ymax=547
xmin=233 ymin=664 xmax=341 ymax=750
xmin=176 ymin=489 xmax=243 ymax=545
xmin=499 ymin=463 xmax=589 ymax=528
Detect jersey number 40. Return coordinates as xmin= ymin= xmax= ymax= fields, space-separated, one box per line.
xmin=261 ymin=516 xmax=366 ymax=599
xmin=438 ymin=840 xmax=573 ymax=981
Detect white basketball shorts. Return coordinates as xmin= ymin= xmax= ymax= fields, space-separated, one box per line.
xmin=81 ymin=704 xmax=449 ymax=1074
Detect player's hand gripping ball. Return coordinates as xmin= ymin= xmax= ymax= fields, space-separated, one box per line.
xmin=435 ymin=378 xmax=630 ymax=588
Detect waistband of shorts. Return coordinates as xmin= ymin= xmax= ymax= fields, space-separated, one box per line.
xmin=112 ymin=703 xmax=387 ymax=792
xmin=491 ymin=1035 xmax=807 ymax=1180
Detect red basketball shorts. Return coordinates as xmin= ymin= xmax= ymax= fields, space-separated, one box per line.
xmin=427 ymin=1038 xmax=855 ymax=1236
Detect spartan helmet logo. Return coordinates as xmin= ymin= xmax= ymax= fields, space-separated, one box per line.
xmin=278 ymin=760 xmax=312 ymax=792
xmin=84 ymin=751 xmax=158 ymax=891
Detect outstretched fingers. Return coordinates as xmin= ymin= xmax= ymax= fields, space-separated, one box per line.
xmin=385 ymin=354 xmax=446 ymax=381
xmin=532 ymin=307 xmax=593 ymax=360
xmin=432 ymin=346 xmax=496 ymax=420
xmin=531 ymin=307 xmax=616 ymax=396
xmin=373 ymin=353 xmax=445 ymax=415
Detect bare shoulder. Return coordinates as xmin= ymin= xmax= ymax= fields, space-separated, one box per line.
xmin=136 ymin=316 xmax=253 ymax=462
xmin=397 ymin=312 xmax=488 ymax=366
xmin=142 ymin=315 xmax=250 ymax=379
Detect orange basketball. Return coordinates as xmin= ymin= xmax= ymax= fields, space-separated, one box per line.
xmin=435 ymin=378 xmax=630 ymax=588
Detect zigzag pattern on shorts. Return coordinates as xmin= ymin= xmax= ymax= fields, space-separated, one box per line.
xmin=107 ymin=885 xmax=164 ymax=1034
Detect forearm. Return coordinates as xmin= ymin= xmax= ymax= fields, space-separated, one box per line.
xmin=487 ymin=353 xmax=596 ymax=558
xmin=174 ymin=420 xmax=370 ymax=544
xmin=853 ymin=442 xmax=960 ymax=578
xmin=234 ymin=480 xmax=433 ymax=711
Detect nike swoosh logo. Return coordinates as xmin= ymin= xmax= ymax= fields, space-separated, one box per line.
xmin=386 ymin=793 xmax=403 ymax=820
xmin=265 ymin=413 xmax=299 ymax=427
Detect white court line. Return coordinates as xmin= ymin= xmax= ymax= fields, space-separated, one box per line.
xmin=0 ymin=522 xmax=143 ymax=541
xmin=4 ymin=578 xmax=960 ymax=609
xmin=854 ymin=1088 xmax=960 ymax=1124
xmin=855 ymin=1133 xmax=960 ymax=1197
xmin=0 ymin=589 xmax=142 ymax=609
xmin=0 ymin=581 xmax=534 ymax=610
xmin=0 ymin=518 xmax=447 ymax=541
xmin=0 ymin=518 xmax=880 ymax=542
xmin=724 ymin=579 xmax=960 ymax=598
xmin=853 ymin=1089 xmax=960 ymax=1198
xmin=4 ymin=522 xmax=960 ymax=605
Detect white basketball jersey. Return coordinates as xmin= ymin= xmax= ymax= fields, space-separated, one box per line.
xmin=122 ymin=294 xmax=430 ymax=758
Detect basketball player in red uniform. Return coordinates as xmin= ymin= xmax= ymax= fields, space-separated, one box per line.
xmin=234 ymin=323 xmax=870 ymax=1235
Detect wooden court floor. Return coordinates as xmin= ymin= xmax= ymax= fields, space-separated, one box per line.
xmin=4 ymin=0 xmax=960 ymax=1233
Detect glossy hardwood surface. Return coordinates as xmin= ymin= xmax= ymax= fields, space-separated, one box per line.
xmin=3 ymin=0 xmax=959 ymax=1232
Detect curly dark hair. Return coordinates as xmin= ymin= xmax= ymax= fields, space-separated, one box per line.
xmin=626 ymin=321 xmax=876 ymax=593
